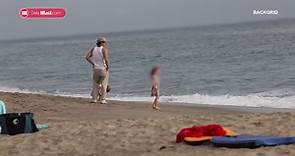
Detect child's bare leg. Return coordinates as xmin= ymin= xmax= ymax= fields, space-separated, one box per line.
xmin=152 ymin=96 xmax=158 ymax=109
xmin=153 ymin=96 xmax=160 ymax=110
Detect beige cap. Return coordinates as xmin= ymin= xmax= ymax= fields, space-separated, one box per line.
xmin=96 ymin=37 xmax=107 ymax=43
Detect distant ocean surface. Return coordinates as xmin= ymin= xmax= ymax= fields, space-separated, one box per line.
xmin=1 ymin=19 xmax=295 ymax=108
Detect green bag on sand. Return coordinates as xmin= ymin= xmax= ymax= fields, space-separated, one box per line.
xmin=0 ymin=100 xmax=6 ymax=114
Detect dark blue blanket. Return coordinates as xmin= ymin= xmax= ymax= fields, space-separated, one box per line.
xmin=212 ymin=135 xmax=295 ymax=148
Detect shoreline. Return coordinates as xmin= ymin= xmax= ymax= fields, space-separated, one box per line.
xmin=0 ymin=91 xmax=293 ymax=113
xmin=0 ymin=91 xmax=295 ymax=155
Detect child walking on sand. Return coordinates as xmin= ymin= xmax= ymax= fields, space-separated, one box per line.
xmin=150 ymin=66 xmax=160 ymax=110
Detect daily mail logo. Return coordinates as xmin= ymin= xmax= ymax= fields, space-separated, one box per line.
xmin=20 ymin=10 xmax=28 ymax=16
xmin=19 ymin=8 xmax=66 ymax=19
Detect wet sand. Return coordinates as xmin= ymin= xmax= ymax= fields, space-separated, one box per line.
xmin=0 ymin=92 xmax=295 ymax=156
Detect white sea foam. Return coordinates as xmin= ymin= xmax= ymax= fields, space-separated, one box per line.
xmin=0 ymin=86 xmax=44 ymax=94
xmin=110 ymin=93 xmax=295 ymax=109
xmin=0 ymin=86 xmax=90 ymax=98
xmin=109 ymin=89 xmax=295 ymax=109
xmin=1 ymin=86 xmax=294 ymax=109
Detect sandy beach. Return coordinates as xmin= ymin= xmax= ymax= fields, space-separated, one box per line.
xmin=0 ymin=91 xmax=294 ymax=156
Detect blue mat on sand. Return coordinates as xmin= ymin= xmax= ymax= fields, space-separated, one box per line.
xmin=212 ymin=135 xmax=295 ymax=148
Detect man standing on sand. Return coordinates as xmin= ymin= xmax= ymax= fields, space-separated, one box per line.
xmin=85 ymin=37 xmax=110 ymax=104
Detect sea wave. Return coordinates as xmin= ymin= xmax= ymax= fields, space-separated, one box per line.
xmin=0 ymin=86 xmax=295 ymax=109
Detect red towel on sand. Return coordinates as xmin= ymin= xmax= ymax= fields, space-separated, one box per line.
xmin=176 ymin=124 xmax=226 ymax=143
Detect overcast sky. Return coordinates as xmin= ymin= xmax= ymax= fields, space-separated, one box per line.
xmin=0 ymin=0 xmax=295 ymax=40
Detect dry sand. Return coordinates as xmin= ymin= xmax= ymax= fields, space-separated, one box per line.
xmin=0 ymin=92 xmax=295 ymax=156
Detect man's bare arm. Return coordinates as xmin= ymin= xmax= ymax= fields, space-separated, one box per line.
xmin=102 ymin=47 xmax=110 ymax=71
xmin=85 ymin=48 xmax=94 ymax=67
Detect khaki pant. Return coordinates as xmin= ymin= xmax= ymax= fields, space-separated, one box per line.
xmin=92 ymin=69 xmax=108 ymax=101
xmin=103 ymin=71 xmax=109 ymax=93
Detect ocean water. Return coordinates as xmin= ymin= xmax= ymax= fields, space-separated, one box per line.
xmin=1 ymin=19 xmax=295 ymax=108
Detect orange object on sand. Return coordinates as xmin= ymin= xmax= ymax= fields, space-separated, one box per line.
xmin=183 ymin=128 xmax=237 ymax=145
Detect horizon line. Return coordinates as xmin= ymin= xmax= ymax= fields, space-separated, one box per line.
xmin=1 ymin=17 xmax=294 ymax=43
